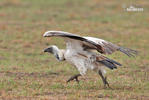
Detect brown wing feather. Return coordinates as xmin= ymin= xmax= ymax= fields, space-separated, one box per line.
xmin=84 ymin=37 xmax=138 ymax=57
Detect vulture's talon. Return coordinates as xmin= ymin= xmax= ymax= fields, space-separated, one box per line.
xmin=67 ymin=74 xmax=81 ymax=83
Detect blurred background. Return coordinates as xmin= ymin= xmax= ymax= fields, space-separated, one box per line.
xmin=0 ymin=0 xmax=148 ymax=99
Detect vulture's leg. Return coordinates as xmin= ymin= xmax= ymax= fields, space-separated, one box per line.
xmin=67 ymin=74 xmax=81 ymax=83
xmin=98 ymin=70 xmax=110 ymax=88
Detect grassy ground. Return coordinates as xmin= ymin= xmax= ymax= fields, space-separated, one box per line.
xmin=0 ymin=0 xmax=149 ymax=99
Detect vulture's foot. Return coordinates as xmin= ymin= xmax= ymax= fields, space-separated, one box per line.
xmin=98 ymin=70 xmax=112 ymax=89
xmin=103 ymin=77 xmax=112 ymax=89
xmin=67 ymin=74 xmax=81 ymax=83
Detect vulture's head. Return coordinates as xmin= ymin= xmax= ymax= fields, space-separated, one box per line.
xmin=44 ymin=45 xmax=59 ymax=54
xmin=44 ymin=45 xmax=65 ymax=61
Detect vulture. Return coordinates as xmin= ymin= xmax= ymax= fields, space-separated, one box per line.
xmin=43 ymin=31 xmax=137 ymax=88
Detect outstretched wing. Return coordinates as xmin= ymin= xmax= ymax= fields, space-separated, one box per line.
xmin=43 ymin=31 xmax=137 ymax=57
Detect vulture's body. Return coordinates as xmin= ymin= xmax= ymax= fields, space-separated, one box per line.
xmin=64 ymin=38 xmax=113 ymax=75
xmin=43 ymin=31 xmax=137 ymax=88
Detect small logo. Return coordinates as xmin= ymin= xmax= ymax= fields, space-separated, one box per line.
xmin=124 ymin=5 xmax=144 ymax=12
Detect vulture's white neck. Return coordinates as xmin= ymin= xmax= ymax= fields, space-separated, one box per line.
xmin=52 ymin=46 xmax=65 ymax=61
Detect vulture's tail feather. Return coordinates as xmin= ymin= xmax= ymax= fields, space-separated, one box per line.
xmin=105 ymin=57 xmax=122 ymax=66
xmin=98 ymin=58 xmax=122 ymax=70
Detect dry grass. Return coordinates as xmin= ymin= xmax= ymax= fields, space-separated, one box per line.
xmin=0 ymin=0 xmax=149 ymax=99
